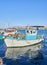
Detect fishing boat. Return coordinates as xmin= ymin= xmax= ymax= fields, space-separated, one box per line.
xmin=0 ymin=29 xmax=44 ymax=59
xmin=4 ymin=29 xmax=43 ymax=48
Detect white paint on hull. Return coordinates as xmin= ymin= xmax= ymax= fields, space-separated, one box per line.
xmin=4 ymin=39 xmax=43 ymax=47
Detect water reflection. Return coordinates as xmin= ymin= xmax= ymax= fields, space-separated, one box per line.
xmin=5 ymin=42 xmax=43 ymax=59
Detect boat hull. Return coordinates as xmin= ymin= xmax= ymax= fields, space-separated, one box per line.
xmin=4 ymin=39 xmax=43 ymax=48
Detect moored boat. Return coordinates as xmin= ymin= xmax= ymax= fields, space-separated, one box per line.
xmin=4 ymin=29 xmax=43 ymax=48
xmin=0 ymin=29 xmax=44 ymax=59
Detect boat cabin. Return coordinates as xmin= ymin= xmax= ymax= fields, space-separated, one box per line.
xmin=26 ymin=30 xmax=37 ymax=40
xmin=3 ymin=29 xmax=37 ymax=40
xmin=15 ymin=29 xmax=37 ymax=40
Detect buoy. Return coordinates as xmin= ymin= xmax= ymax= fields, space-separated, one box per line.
xmin=0 ymin=58 xmax=3 ymax=65
xmin=22 ymin=34 xmax=26 ymax=39
xmin=8 ymin=34 xmax=13 ymax=37
xmin=15 ymin=34 xmax=19 ymax=39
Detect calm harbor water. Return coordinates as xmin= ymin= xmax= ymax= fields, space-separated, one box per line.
xmin=0 ymin=30 xmax=47 ymax=65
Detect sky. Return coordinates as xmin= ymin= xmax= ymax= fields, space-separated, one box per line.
xmin=0 ymin=0 xmax=47 ymax=28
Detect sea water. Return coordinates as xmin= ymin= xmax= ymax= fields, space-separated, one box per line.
xmin=0 ymin=30 xmax=47 ymax=65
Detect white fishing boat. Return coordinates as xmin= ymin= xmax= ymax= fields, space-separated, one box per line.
xmin=0 ymin=29 xmax=44 ymax=59
xmin=4 ymin=29 xmax=43 ymax=48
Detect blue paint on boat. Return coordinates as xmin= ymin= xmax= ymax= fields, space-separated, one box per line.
xmin=26 ymin=35 xmax=37 ymax=40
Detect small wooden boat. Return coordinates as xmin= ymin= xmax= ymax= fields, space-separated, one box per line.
xmin=0 ymin=29 xmax=44 ymax=59
xmin=4 ymin=29 xmax=43 ymax=48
